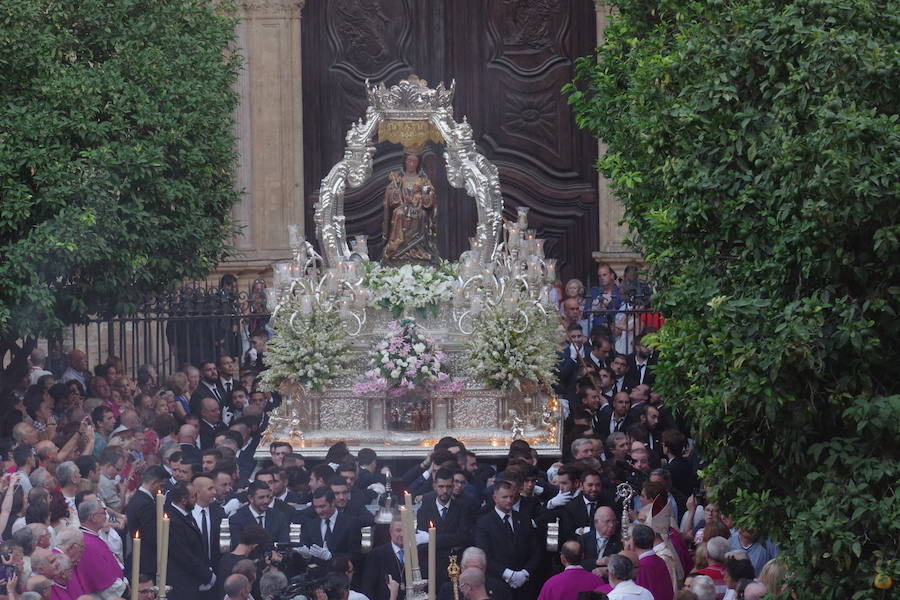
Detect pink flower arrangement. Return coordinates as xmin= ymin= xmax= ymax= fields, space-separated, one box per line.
xmin=353 ymin=319 xmax=463 ymax=396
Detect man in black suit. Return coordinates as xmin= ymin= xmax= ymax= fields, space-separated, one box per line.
xmin=298 ymin=487 xmax=362 ymax=570
xmin=228 ymin=480 xmax=290 ymax=549
xmin=189 ymin=361 xmax=225 ymax=414
xmin=592 ymin=392 xmax=634 ymax=439
xmin=474 ymin=480 xmax=541 ymax=599
xmin=165 ymin=482 xmax=216 ymax=600
xmin=253 ymin=468 xmax=298 ymax=523
xmin=626 ymin=334 xmax=658 ymax=387
xmin=559 ymin=470 xmax=617 ymax=542
xmin=328 ymin=475 xmax=374 ymax=527
xmin=579 ymin=505 xmax=623 ymax=571
xmin=197 ymin=396 xmax=226 ymax=450
xmin=189 ymin=474 xmax=224 ymax=600
xmin=609 ymin=355 xmax=633 ymax=394
xmin=125 ymin=466 xmax=169 ymax=577
xmin=415 ymin=468 xmax=473 ymax=587
xmin=587 ymin=336 xmax=613 ymax=371
xmin=361 ymin=517 xmax=406 ymax=600
xmin=355 ymin=448 xmax=386 ymax=492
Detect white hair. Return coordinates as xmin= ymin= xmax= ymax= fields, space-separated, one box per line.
xmin=707 ymin=536 xmax=731 ymax=562
xmin=743 ymin=582 xmax=769 ymax=600
xmin=55 ymin=461 xmax=79 ymax=486
xmin=691 ymin=574 xmax=717 ymax=600
xmin=55 ymin=528 xmax=84 ymax=550
xmin=460 ymin=546 xmax=487 ymax=569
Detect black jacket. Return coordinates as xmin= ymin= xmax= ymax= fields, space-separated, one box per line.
xmin=125 ymin=489 xmax=158 ymax=575
xmin=415 ymin=492 xmax=474 ymax=586
xmin=579 ymin=528 xmax=623 ymax=570
xmin=228 ymin=505 xmax=290 ymax=549
xmin=165 ymin=505 xmax=215 ymax=600
xmin=474 ymin=509 xmax=541 ymax=579
xmin=361 ymin=542 xmax=405 ymax=600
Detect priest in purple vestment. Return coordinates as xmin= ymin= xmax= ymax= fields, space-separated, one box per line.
xmin=630 ymin=524 xmax=674 ymax=600
xmin=537 ymin=541 xmax=605 ymax=600
xmin=52 ymin=528 xmax=86 ymax=599
xmin=76 ymin=498 xmax=128 ymax=599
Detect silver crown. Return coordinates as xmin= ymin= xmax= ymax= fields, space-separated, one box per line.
xmin=366 ymin=75 xmax=455 ymax=117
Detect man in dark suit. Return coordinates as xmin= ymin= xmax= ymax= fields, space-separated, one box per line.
xmin=415 ymin=468 xmax=473 ymax=587
xmin=328 ymin=475 xmax=374 ymax=527
xmin=587 ymin=336 xmax=613 ymax=371
xmin=189 ymin=361 xmax=225 ymax=414
xmin=197 ymin=396 xmax=226 ymax=450
xmin=592 ymin=391 xmax=634 ymax=438
xmin=125 ymin=466 xmax=169 ymax=577
xmin=474 ymin=480 xmax=541 ymax=599
xmin=228 ymin=480 xmax=290 ymax=549
xmin=361 ymin=517 xmax=406 ymax=600
xmin=579 ymin=505 xmax=623 ymax=571
xmin=190 ymin=474 xmax=224 ymax=599
xmin=165 ymin=482 xmax=216 ymax=600
xmin=626 ymin=334 xmax=658 ymax=387
xmin=559 ymin=470 xmax=617 ymax=542
xmin=298 ymin=487 xmax=362 ymax=570
xmin=609 ymin=355 xmax=633 ymax=394
xmin=355 ymin=448 xmax=386 ymax=492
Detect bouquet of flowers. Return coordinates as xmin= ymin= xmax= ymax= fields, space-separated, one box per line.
xmin=354 ymin=319 xmax=462 ymax=396
xmin=260 ymin=299 xmax=349 ymax=393
xmin=363 ymin=262 xmax=456 ymax=318
xmin=464 ymin=299 xmax=559 ymax=390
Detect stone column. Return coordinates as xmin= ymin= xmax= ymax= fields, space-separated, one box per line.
xmin=220 ymin=0 xmax=306 ymax=285
xmin=592 ymin=2 xmax=644 ymax=274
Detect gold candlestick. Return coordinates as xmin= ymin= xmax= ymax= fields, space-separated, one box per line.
xmin=447 ymin=555 xmax=460 ymax=600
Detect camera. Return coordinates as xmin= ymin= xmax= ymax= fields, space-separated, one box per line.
xmin=694 ymin=488 xmax=707 ymax=506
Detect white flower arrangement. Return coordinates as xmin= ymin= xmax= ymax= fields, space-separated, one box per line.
xmin=354 ymin=319 xmax=462 ymax=396
xmin=363 ymin=262 xmax=456 ymax=318
xmin=260 ymin=299 xmax=349 ymax=393
xmin=464 ymin=300 xmax=559 ymax=391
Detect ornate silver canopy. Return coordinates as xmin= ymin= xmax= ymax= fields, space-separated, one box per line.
xmin=313 ymin=75 xmax=504 ymax=266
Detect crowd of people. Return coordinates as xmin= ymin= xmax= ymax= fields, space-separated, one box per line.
xmin=0 ymin=262 xmax=785 ymax=600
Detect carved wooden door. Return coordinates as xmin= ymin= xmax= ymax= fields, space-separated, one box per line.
xmin=302 ymin=0 xmax=598 ymax=283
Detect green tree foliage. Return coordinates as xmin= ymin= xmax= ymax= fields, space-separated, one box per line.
xmin=566 ymin=0 xmax=899 ymax=595
xmin=0 ymin=0 xmax=240 ymax=362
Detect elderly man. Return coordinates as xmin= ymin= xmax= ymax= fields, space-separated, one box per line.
xmin=223 ymin=574 xmax=251 ymax=600
xmin=607 ymin=554 xmax=653 ymax=600
xmin=459 ymin=568 xmax=489 ymax=600
xmin=76 ymin=499 xmax=126 ymax=599
xmin=581 ymin=506 xmax=623 ymax=571
xmin=53 ymin=528 xmax=85 ymax=597
xmin=437 ymin=547 xmax=511 ymax=600
xmin=55 ymin=462 xmax=81 ymax=511
xmin=536 ymin=541 xmax=604 ymax=600
xmin=31 ymin=549 xmax=68 ymax=600
xmin=60 ymin=350 xmax=89 ymax=389
xmin=697 ymin=536 xmax=730 ymax=599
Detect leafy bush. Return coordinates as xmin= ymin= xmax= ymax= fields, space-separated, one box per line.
xmin=566 ymin=0 xmax=899 ymax=596
xmin=0 ymin=0 xmax=240 ymax=352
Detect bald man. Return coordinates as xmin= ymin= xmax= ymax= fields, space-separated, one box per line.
xmin=459 ymin=568 xmax=489 ymax=600
xmin=580 ymin=505 xmax=623 ymax=572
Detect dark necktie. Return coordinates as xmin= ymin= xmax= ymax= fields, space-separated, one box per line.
xmin=503 ymin=514 xmax=514 ymax=537
xmin=257 ymin=514 xmax=264 ymax=527
xmin=397 ymin=548 xmax=404 ymax=566
xmin=201 ymin=509 xmax=209 ymax=560
xmin=324 ymin=518 xmax=333 ymax=546
xmin=212 ymin=386 xmax=222 ymax=403
xmin=588 ymin=502 xmax=597 ymax=520
xmin=440 ymin=506 xmax=448 ymax=520
xmin=225 ymin=381 xmax=232 ymax=394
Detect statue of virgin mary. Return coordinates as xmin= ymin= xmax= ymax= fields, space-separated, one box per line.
xmin=381 ymin=153 xmax=439 ymax=266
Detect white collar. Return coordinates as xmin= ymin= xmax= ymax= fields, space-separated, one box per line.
xmin=391 ymin=542 xmax=403 ymax=554
xmin=638 ymin=549 xmax=655 ymax=560
xmin=170 ymin=504 xmax=189 ymax=517
xmin=248 ymin=505 xmax=266 ymax=519
xmin=563 ymin=565 xmax=583 ymax=571
xmin=436 ymin=498 xmax=450 ymax=512
xmin=494 ymin=506 xmax=511 ymax=521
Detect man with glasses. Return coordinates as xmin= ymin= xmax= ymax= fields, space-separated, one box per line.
xmin=76 ymin=499 xmax=127 ymax=599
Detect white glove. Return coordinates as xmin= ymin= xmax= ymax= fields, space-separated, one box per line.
xmin=309 ymin=545 xmax=332 ymax=561
xmin=415 ymin=530 xmax=429 ymax=545
xmin=546 ymin=490 xmax=574 ymax=509
xmin=534 ymin=485 xmax=544 ymax=495
xmin=296 ymin=546 xmax=312 ymax=559
xmin=199 ymin=572 xmax=217 ymax=591
xmin=367 ymin=483 xmax=386 ymax=495
xmin=508 ymin=570 xmax=529 ymax=588
xmin=502 ymin=569 xmax=514 ymax=583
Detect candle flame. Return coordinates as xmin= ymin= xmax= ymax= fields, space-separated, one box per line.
xmin=135 ymin=531 xmax=140 ymax=540
xmin=429 ymin=521 xmax=434 ymax=528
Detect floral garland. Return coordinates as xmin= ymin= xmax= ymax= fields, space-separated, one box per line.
xmin=354 ymin=319 xmax=462 ymax=397
xmin=260 ymin=300 xmax=349 ymax=393
xmin=464 ymin=300 xmax=559 ymax=391
xmin=363 ymin=262 xmax=456 ymax=318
